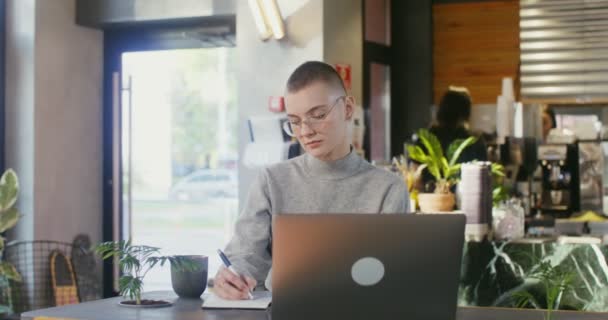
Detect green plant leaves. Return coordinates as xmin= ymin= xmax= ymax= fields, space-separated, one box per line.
xmin=95 ymin=240 xmax=200 ymax=304
xmin=491 ymin=163 xmax=505 ymax=177
xmin=490 ymin=163 xmax=507 ymax=206
xmin=169 ymin=256 xmax=201 ymax=272
xmin=0 ymin=208 xmax=19 ymax=234
xmin=146 ymin=256 xmax=169 ymax=270
xmin=0 ymin=169 xmax=19 ymax=212
xmin=120 ymin=255 xmax=140 ymax=274
xmin=418 ymin=129 xmax=445 ymax=161
xmin=447 ymin=136 xmax=477 ymax=167
xmin=409 ymin=130 xmax=445 ymax=182
xmin=492 ymin=185 xmax=508 ymax=206
xmin=407 ymin=145 xmax=429 ymax=164
xmin=409 ymin=129 xmax=480 ymax=191
xmin=0 ymin=262 xmax=22 ymax=282
xmin=0 ymin=169 xmax=20 ymax=236
xmin=510 ymin=256 xmax=577 ymax=319
xmin=118 ymin=275 xmax=143 ymax=302
xmin=446 ymin=139 xmax=463 ymax=163
xmin=513 ymin=290 xmax=540 ymax=309
xmin=95 ymin=241 xmax=121 ymax=259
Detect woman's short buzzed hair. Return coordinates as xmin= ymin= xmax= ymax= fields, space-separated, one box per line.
xmin=286 ymin=61 xmax=347 ymax=94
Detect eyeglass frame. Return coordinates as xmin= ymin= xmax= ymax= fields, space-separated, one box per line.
xmin=282 ymin=95 xmax=346 ymax=137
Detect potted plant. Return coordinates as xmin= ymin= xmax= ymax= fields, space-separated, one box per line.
xmin=0 ymin=169 xmax=23 ymax=315
xmin=407 ymin=129 xmax=477 ymax=212
xmin=95 ymin=240 xmax=199 ymax=307
xmin=393 ymin=155 xmax=420 ymax=211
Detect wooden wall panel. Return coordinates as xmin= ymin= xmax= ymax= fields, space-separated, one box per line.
xmin=433 ymin=1 xmax=520 ymax=104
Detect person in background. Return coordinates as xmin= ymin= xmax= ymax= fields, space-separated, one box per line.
xmin=213 ymin=61 xmax=409 ymax=300
xmin=542 ymin=106 xmax=557 ymax=141
xmin=417 ymin=87 xmax=487 ymax=190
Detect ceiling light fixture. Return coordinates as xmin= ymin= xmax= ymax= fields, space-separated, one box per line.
xmin=248 ymin=0 xmax=285 ymax=41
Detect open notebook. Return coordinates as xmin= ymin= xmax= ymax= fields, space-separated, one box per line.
xmin=202 ymin=291 xmax=272 ymax=310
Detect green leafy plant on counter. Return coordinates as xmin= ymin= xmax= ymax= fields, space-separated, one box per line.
xmin=407 ymin=128 xmax=477 ymax=193
xmin=0 ymin=169 xmax=23 ymax=315
xmin=95 ymin=240 xmax=199 ymax=305
xmin=490 ymin=163 xmax=508 ymax=206
xmin=512 ymin=259 xmax=577 ymax=320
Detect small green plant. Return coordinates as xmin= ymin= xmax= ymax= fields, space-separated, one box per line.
xmin=95 ymin=240 xmax=198 ymax=305
xmin=490 ymin=163 xmax=508 ymax=206
xmin=407 ymin=128 xmax=477 ymax=193
xmin=0 ymin=169 xmax=23 ymax=314
xmin=512 ymin=259 xmax=576 ymax=320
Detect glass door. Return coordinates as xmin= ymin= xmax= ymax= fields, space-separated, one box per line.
xmin=119 ymin=48 xmax=238 ymax=291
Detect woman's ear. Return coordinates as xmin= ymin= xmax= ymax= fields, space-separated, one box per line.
xmin=344 ymin=96 xmax=356 ymax=120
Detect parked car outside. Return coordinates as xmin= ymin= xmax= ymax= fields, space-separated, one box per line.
xmin=169 ymin=169 xmax=237 ymax=201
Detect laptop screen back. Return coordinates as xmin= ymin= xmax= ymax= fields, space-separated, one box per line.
xmin=272 ymin=214 xmax=465 ymax=320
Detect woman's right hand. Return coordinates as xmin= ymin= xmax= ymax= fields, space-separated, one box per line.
xmin=213 ymin=266 xmax=257 ymax=300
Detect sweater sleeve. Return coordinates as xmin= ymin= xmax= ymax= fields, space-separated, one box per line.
xmin=223 ymin=168 xmax=272 ymax=286
xmin=381 ymin=179 xmax=410 ymax=214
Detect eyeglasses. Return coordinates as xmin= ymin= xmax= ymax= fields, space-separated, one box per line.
xmin=282 ymin=96 xmax=345 ymax=137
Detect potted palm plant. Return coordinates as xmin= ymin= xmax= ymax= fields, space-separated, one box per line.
xmin=407 ymin=129 xmax=477 ymax=212
xmin=95 ymin=241 xmax=200 ymax=307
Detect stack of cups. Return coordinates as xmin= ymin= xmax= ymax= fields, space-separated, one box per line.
xmin=459 ymin=162 xmax=493 ymax=231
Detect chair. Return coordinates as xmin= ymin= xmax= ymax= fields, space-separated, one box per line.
xmin=0 ymin=238 xmax=102 ymax=315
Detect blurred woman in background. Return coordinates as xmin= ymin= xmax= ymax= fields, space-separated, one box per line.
xmin=417 ymin=87 xmax=487 ymax=190
xmin=541 ymin=106 xmax=557 ymax=142
xmin=430 ymin=87 xmax=487 ymax=162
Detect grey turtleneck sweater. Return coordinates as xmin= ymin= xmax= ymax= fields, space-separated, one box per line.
xmin=224 ymin=150 xmax=409 ymax=290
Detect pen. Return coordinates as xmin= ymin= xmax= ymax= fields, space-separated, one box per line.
xmin=217 ymin=249 xmax=254 ymax=300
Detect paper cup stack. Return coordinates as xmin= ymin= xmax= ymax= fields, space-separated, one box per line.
xmin=459 ymin=163 xmax=493 ymax=237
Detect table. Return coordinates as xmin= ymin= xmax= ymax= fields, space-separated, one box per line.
xmin=21 ymin=291 xmax=607 ymax=320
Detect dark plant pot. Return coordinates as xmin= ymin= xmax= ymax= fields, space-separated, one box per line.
xmin=171 ymin=255 xmax=208 ymax=298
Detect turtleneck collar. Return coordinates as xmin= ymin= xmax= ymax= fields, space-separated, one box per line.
xmin=303 ymin=148 xmax=364 ymax=180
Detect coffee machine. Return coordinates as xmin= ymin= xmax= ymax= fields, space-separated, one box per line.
xmin=537 ymin=143 xmax=580 ymax=218
xmin=497 ymin=137 xmax=539 ymax=213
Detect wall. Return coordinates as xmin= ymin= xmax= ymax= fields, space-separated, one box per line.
xmin=323 ymin=0 xmax=363 ymax=102
xmin=5 ymin=0 xmax=103 ymax=244
xmin=33 ymin=0 xmax=103 ymax=243
xmin=433 ymin=0 xmax=520 ymax=104
xmin=236 ymin=0 xmax=324 ymax=206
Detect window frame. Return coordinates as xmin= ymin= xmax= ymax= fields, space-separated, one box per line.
xmin=0 ymin=0 xmax=6 ymax=172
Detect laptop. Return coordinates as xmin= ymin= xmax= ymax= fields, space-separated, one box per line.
xmin=272 ymin=214 xmax=466 ymax=320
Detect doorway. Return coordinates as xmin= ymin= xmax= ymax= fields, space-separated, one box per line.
xmin=103 ymin=19 xmax=236 ymax=295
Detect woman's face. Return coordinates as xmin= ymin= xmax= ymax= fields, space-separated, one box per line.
xmin=285 ymin=81 xmax=354 ymax=161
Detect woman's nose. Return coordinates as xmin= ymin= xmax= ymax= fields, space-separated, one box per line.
xmin=299 ymin=121 xmax=315 ymax=136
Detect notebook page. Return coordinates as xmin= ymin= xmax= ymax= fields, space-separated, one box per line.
xmin=202 ymin=291 xmax=272 ymax=309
